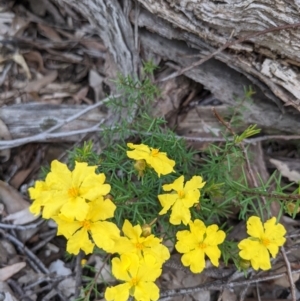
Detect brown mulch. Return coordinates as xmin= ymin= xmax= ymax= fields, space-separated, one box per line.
xmin=1 ymin=1 xmax=300 ymax=301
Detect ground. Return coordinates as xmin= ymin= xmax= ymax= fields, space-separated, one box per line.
xmin=1 ymin=1 xmax=300 ymax=301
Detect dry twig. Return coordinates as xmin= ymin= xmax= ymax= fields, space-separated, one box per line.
xmin=281 ymin=246 xmax=297 ymax=301
xmin=0 ymin=94 xmax=121 ymax=150
xmin=158 ymin=268 xmax=300 ymax=300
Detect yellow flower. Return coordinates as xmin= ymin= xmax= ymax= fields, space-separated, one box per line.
xmin=175 ymin=219 xmax=226 ymax=273
xmin=238 ymin=216 xmax=286 ymax=271
xmin=111 ymin=220 xmax=170 ymax=265
xmin=29 ymin=160 xmax=111 ymax=221
xmin=158 ymin=175 xmax=206 ymax=225
xmin=105 ymin=253 xmax=161 ymax=301
xmin=52 ymin=197 xmax=120 ymax=255
xmin=126 ymin=143 xmax=175 ymax=177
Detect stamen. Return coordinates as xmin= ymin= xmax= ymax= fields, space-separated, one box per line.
xmin=151 ymin=149 xmax=160 ymax=157
xmin=199 ymin=242 xmax=207 ymax=250
xmin=130 ymin=277 xmax=138 ymax=286
xmin=178 ymin=190 xmax=185 ymax=198
xmin=80 ymin=220 xmax=91 ymax=230
xmin=135 ymin=242 xmax=144 ymax=250
xmin=261 ymin=237 xmax=270 ymax=246
xmin=68 ymin=187 xmax=79 ymax=197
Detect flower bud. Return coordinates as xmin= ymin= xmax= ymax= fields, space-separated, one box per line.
xmin=239 ymin=258 xmax=250 ymax=269
xmin=141 ymin=218 xmax=157 ymax=237
xmin=134 ymin=160 xmax=146 ymax=177
xmin=105 ymin=194 xmax=114 ymax=201
xmin=286 ymin=202 xmax=300 ymax=216
xmin=142 ymin=224 xmax=152 ymax=237
xmin=81 ymin=259 xmax=87 ymax=266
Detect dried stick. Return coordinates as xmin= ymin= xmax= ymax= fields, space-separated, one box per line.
xmin=133 ymin=0 xmax=140 ymax=76
xmin=0 ymin=229 xmax=49 ymax=274
xmin=0 ymin=121 xmax=105 ymax=150
xmin=158 ymin=268 xmax=300 ymax=300
xmin=281 ymin=246 xmax=296 ymax=301
xmin=0 ymin=219 xmax=45 ymax=230
xmin=84 ymin=254 xmax=111 ymax=301
xmin=74 ymin=251 xmax=84 ymax=298
xmin=1 ymin=119 xmax=300 ymax=150
xmin=180 ymin=134 xmax=300 ymax=144
xmin=31 ymin=231 xmax=56 ymax=253
xmin=158 ymin=22 xmax=300 ymax=82
xmin=255 ymin=283 xmax=261 ymax=301
xmin=0 ymin=94 xmax=121 ymax=150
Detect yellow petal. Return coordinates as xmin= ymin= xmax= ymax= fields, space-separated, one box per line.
xmin=72 ymin=161 xmax=96 ymax=189
xmin=80 ymin=173 xmax=111 ymax=200
xmin=158 ymin=194 xmax=177 ymax=215
xmin=126 ymin=143 xmax=150 ymax=160
xmin=205 ymin=225 xmax=226 ymax=245
xmin=138 ymin=254 xmax=162 ymax=282
xmin=247 ymin=216 xmax=264 ymax=238
xmin=88 ymin=197 xmax=116 ymax=221
xmin=162 ymin=176 xmax=184 ymax=192
xmin=250 ymin=246 xmax=271 ymax=270
xmin=112 ymin=236 xmax=135 ymax=255
xmin=184 ymin=176 xmax=206 ymax=191
xmin=182 ymin=189 xmax=200 ymax=208
xmin=91 ymin=221 xmax=120 ymax=253
xmin=122 ymin=219 xmax=142 ymax=240
xmin=28 ymin=181 xmax=53 ymax=215
xmin=41 ymin=193 xmax=68 ymax=219
xmin=52 ymin=215 xmax=81 ymax=238
xmin=264 ymin=217 xmax=286 ymax=243
xmin=110 ymin=256 xmax=132 ymax=281
xmin=145 ymin=151 xmax=175 ymax=177
xmin=204 ymin=245 xmax=221 ymax=267
xmin=267 ymin=242 xmax=280 ymax=258
xmin=60 ymin=196 xmax=89 ymax=221
xmin=169 ymin=200 xmax=191 ymax=225
xmin=189 ymin=219 xmax=206 ymax=239
xmin=67 ymin=228 xmax=94 ymax=255
xmin=182 ymin=249 xmax=205 ymax=273
xmin=46 ymin=160 xmax=72 ymax=189
xmin=175 ymin=230 xmax=197 ymax=253
xmin=134 ymin=281 xmax=160 ymax=301
xmin=238 ymin=238 xmax=261 ymax=260
xmin=105 ymin=283 xmax=131 ymax=301
xmin=143 ymin=242 xmax=170 ymax=264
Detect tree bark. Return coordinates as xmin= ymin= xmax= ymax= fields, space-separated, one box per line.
xmin=56 ymin=0 xmax=300 ymax=133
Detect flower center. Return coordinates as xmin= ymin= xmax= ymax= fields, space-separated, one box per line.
xmin=199 ymin=242 xmax=207 ymax=250
xmin=68 ymin=187 xmax=79 ymax=198
xmin=130 ymin=277 xmax=138 ymax=286
xmin=80 ymin=220 xmax=91 ymax=230
xmin=151 ymin=149 xmax=160 ymax=157
xmin=178 ymin=190 xmax=185 ymax=198
xmin=135 ymin=242 xmax=144 ymax=250
xmin=261 ymin=237 xmax=270 ymax=247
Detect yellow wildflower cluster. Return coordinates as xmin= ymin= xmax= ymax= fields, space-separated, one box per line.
xmin=28 ymin=143 xmax=287 ymax=301
xmin=29 ymin=160 xmax=120 ymax=255
xmin=127 ymin=143 xmax=206 ymax=226
xmin=105 ymin=220 xmax=169 ymax=301
xmin=125 ymin=143 xmax=226 ymax=276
